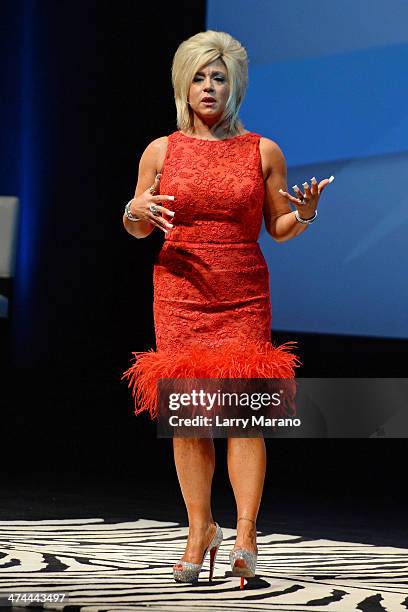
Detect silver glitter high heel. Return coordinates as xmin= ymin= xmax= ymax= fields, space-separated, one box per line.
xmin=229 ymin=517 xmax=258 ymax=589
xmin=173 ymin=521 xmax=223 ymax=584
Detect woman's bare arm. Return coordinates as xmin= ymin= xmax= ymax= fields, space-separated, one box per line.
xmin=261 ymin=138 xmax=310 ymax=242
xmin=123 ymin=137 xmax=168 ymax=239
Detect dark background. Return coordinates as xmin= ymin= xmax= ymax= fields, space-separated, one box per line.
xmin=0 ymin=1 xmax=406 ymax=530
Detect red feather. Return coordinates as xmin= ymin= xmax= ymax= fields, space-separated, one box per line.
xmin=121 ymin=340 xmax=302 ymax=420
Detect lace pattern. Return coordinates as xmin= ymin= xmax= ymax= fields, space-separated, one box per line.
xmin=122 ymin=130 xmax=302 ymax=419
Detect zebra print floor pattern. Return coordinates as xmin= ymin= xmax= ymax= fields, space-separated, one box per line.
xmin=0 ymin=517 xmax=407 ymax=612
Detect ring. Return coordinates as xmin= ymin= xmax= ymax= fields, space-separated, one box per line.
xmin=149 ymin=203 xmax=161 ymax=216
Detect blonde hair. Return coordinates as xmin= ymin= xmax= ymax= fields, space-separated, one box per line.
xmin=171 ymin=30 xmax=248 ymax=137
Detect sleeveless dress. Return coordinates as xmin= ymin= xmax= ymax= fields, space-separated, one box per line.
xmin=122 ymin=130 xmax=302 ymax=419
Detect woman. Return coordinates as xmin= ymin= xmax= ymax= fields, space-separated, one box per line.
xmin=121 ymin=30 xmax=333 ymax=588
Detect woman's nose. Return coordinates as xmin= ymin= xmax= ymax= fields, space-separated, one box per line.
xmin=202 ymin=76 xmax=214 ymax=90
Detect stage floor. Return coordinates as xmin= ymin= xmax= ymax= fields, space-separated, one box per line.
xmin=0 ymin=476 xmax=407 ymax=611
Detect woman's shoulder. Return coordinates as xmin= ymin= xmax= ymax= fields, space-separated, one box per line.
xmin=258 ymin=136 xmax=287 ymax=180
xmin=144 ymin=135 xmax=169 ymax=153
xmin=259 ymin=135 xmax=282 ymax=151
xmin=259 ymin=136 xmax=286 ymax=164
xmin=141 ymin=136 xmax=169 ymax=175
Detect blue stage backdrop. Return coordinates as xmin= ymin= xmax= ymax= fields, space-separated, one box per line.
xmin=207 ymin=0 xmax=408 ymax=339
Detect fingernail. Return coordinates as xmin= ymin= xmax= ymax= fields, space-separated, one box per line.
xmin=163 ymin=229 xmax=168 ymax=233
xmin=328 ymin=175 xmax=335 ymax=183
xmin=169 ymin=211 xmax=175 ymax=216
xmin=279 ymin=189 xmax=284 ymax=193
xmin=311 ymin=177 xmax=317 ymax=183
xmin=169 ymin=196 xmax=175 ymax=200
xmin=156 ymin=174 xmax=162 ymax=179
xmin=292 ymin=185 xmax=299 ymax=191
xmin=168 ymin=223 xmax=174 ymax=228
xmin=302 ymin=182 xmax=309 ymax=188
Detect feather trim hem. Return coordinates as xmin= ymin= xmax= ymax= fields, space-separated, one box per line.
xmin=121 ymin=339 xmax=302 ymax=420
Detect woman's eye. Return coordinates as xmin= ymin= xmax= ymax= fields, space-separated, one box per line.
xmin=193 ymin=77 xmax=225 ymax=82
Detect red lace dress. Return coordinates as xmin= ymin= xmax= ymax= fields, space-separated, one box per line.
xmin=122 ymin=130 xmax=302 ymax=419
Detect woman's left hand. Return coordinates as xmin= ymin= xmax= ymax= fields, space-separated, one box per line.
xmin=279 ymin=175 xmax=334 ymax=219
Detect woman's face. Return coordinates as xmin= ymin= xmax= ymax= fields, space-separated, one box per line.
xmin=188 ymin=59 xmax=230 ymax=125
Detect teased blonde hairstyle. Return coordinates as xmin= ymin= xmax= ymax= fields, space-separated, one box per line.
xmin=171 ymin=30 xmax=248 ymax=137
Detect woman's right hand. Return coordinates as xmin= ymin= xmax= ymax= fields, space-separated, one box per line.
xmin=129 ymin=174 xmax=176 ymax=234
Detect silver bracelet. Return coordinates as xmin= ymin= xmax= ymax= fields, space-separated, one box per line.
xmin=294 ymin=208 xmax=318 ymax=224
xmin=124 ymin=199 xmax=142 ymax=222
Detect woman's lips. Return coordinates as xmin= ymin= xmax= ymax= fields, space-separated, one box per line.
xmin=202 ymin=100 xmax=216 ymax=104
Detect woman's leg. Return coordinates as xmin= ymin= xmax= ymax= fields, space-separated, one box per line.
xmin=173 ymin=437 xmax=217 ymax=565
xmin=227 ymin=437 xmax=266 ymax=552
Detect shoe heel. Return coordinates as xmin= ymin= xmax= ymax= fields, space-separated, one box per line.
xmin=229 ymin=547 xmax=257 ymax=590
xmin=209 ymin=545 xmax=218 ymax=581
